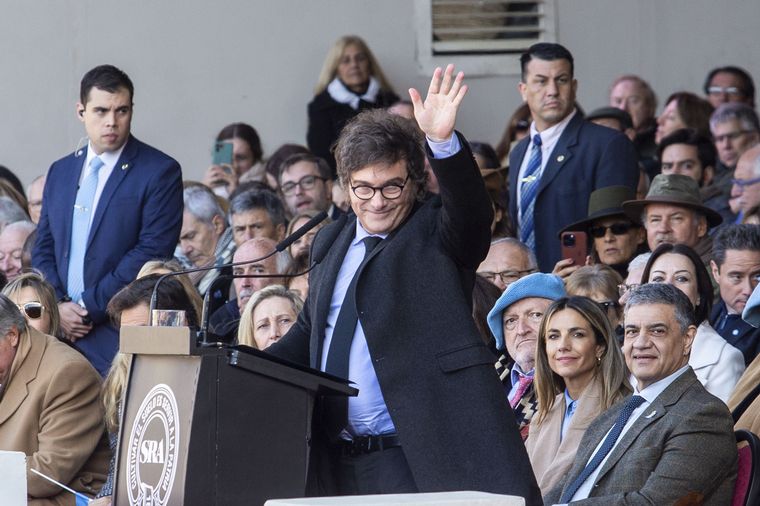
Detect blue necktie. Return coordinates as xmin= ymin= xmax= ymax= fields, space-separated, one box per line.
xmin=323 ymin=235 xmax=382 ymax=439
xmin=519 ymin=134 xmax=542 ymax=250
xmin=560 ymin=395 xmax=646 ymax=502
xmin=67 ymin=156 xmax=104 ymax=301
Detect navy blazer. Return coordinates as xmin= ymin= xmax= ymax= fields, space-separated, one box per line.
xmin=32 ymin=136 xmax=183 ymax=374
xmin=268 ymin=136 xmax=542 ymax=504
xmin=509 ymin=113 xmax=639 ymax=271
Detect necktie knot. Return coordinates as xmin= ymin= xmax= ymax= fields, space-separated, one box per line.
xmin=532 ymin=134 xmax=542 ymax=147
xmin=90 ymin=156 xmax=104 ymax=173
xmin=624 ymin=394 xmax=646 ymax=414
xmin=362 ymin=236 xmax=382 ymax=255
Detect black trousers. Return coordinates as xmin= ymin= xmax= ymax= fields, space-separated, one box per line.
xmin=307 ymin=437 xmax=418 ymax=496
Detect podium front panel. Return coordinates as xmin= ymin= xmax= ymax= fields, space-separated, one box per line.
xmin=115 ymin=354 xmax=201 ymax=505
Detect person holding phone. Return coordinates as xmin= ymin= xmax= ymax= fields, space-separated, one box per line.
xmin=554 ymin=186 xmax=647 ymax=280
xmin=202 ymin=122 xmax=265 ymax=198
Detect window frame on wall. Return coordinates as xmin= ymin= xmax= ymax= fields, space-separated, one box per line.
xmin=414 ymin=0 xmax=558 ymax=76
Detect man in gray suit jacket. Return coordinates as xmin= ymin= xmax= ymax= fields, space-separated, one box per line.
xmin=546 ymin=283 xmax=737 ymax=505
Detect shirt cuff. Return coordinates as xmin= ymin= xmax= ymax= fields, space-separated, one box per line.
xmin=426 ymin=134 xmax=461 ymax=159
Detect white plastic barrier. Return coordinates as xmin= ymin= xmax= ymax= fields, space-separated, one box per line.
xmin=266 ymin=491 xmax=525 ymax=506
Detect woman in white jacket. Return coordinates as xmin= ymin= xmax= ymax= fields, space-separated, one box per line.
xmin=641 ymin=243 xmax=744 ymax=402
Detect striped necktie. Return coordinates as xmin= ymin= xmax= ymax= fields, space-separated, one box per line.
xmin=67 ymin=156 xmax=104 ymax=301
xmin=519 ymin=134 xmax=542 ymax=250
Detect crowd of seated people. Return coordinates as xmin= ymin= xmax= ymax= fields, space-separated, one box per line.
xmin=0 ymin=36 xmax=759 ymax=504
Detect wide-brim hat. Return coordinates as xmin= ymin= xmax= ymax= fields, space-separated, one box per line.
xmin=486 ymin=272 xmax=566 ymax=350
xmin=621 ymin=173 xmax=723 ymax=228
xmin=559 ymin=185 xmax=639 ymax=237
xmin=585 ymin=107 xmax=634 ymax=131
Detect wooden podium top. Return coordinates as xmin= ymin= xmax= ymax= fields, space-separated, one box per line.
xmin=120 ymin=326 xmax=196 ymax=355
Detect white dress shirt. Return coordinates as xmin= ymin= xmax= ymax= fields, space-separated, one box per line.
xmin=79 ymin=141 xmax=126 ymax=228
xmin=569 ymin=365 xmax=691 ymax=502
xmin=318 ymin=136 xmax=460 ymax=438
xmin=516 ymin=109 xmax=577 ymax=226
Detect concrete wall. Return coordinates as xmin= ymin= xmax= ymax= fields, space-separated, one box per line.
xmin=1 ymin=0 xmax=758 ymax=186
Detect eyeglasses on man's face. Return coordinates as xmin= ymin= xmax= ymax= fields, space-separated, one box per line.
xmin=479 ymin=268 xmax=537 ymax=286
xmin=280 ymin=175 xmax=327 ymax=196
xmin=714 ymin=130 xmax=753 ymax=144
xmin=350 ymin=175 xmax=409 ymax=200
xmin=503 ymin=311 xmax=544 ymax=331
xmin=707 ymin=86 xmax=746 ymax=99
xmin=731 ymin=175 xmax=760 ymax=192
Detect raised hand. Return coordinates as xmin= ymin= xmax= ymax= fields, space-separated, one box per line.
xmin=409 ymin=64 xmax=468 ymax=142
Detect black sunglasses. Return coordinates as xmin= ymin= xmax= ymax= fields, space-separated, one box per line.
xmin=589 ymin=222 xmax=635 ymax=238
xmin=17 ymin=302 xmax=44 ymax=319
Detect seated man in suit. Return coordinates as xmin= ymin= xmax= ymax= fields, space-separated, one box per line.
xmin=546 ymin=283 xmax=737 ymax=505
xmin=278 ymin=153 xmax=343 ymax=220
xmin=487 ymin=272 xmax=566 ymax=439
xmin=0 ymin=295 xmax=109 ymax=502
xmin=267 ymin=66 xmax=541 ymax=503
xmin=710 ymin=224 xmax=760 ymax=365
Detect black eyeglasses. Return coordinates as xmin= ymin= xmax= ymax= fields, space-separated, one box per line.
xmin=16 ymin=302 xmax=44 ymax=319
xmin=589 ymin=222 xmax=635 ymax=238
xmin=478 ymin=268 xmax=537 ymax=285
xmin=350 ymin=175 xmax=409 ymax=200
xmin=280 ymin=175 xmax=327 ymax=196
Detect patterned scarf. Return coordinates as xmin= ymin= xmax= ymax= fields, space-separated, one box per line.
xmin=495 ymin=353 xmax=538 ymax=440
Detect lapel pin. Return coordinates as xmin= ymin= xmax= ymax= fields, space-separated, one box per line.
xmin=121 ymin=163 xmax=129 ymax=170
xmin=557 ymin=155 xmax=566 ymax=162
xmin=645 ymin=410 xmax=657 ymax=419
xmin=76 ymin=150 xmax=83 ymax=156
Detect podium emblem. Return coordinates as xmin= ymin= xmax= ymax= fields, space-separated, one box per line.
xmin=126 ymin=384 xmax=180 ymax=506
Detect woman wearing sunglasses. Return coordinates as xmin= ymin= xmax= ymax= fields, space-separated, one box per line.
xmin=2 ymin=271 xmax=60 ymax=337
xmin=526 ymin=296 xmax=631 ymax=494
xmin=555 ymin=186 xmax=647 ymax=281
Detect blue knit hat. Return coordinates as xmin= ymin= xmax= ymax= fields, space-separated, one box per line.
xmin=487 ymin=272 xmax=566 ymax=350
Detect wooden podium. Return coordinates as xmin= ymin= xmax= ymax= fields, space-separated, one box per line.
xmin=113 ymin=327 xmax=356 ymax=506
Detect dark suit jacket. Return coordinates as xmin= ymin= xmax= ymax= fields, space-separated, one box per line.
xmin=545 ymin=368 xmax=737 ymax=505
xmin=267 ymin=136 xmax=541 ymax=504
xmin=508 ymin=113 xmax=639 ymax=271
xmin=32 ymin=136 xmax=183 ymax=374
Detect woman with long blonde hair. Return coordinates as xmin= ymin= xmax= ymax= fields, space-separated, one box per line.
xmin=307 ymin=35 xmax=398 ymax=174
xmin=525 ymin=296 xmax=631 ymax=494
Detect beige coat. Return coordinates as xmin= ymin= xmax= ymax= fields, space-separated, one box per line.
xmin=729 ymin=351 xmax=760 ymax=433
xmin=0 ymin=327 xmax=109 ymax=505
xmin=525 ymin=376 xmax=605 ymax=495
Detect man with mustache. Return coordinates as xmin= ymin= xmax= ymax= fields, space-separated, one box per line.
xmin=508 ymin=42 xmax=638 ymax=272
xmin=208 ymin=237 xmax=288 ymax=342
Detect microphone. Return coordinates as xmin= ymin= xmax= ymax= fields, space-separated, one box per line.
xmin=148 ymin=211 xmax=328 ymax=325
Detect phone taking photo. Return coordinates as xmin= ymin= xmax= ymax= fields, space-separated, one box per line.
xmin=560 ymin=231 xmax=588 ymax=266
xmin=212 ymin=141 xmax=233 ymax=168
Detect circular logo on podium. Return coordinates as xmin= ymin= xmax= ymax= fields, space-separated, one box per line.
xmin=126 ymin=384 xmax=180 ymax=506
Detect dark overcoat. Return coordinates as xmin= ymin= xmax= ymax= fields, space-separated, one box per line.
xmin=268 ymin=136 xmax=542 ymax=504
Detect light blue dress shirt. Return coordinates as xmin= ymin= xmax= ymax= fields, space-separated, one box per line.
xmin=560 ymin=389 xmax=577 ymax=442
xmin=318 ymin=134 xmax=461 ymax=438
